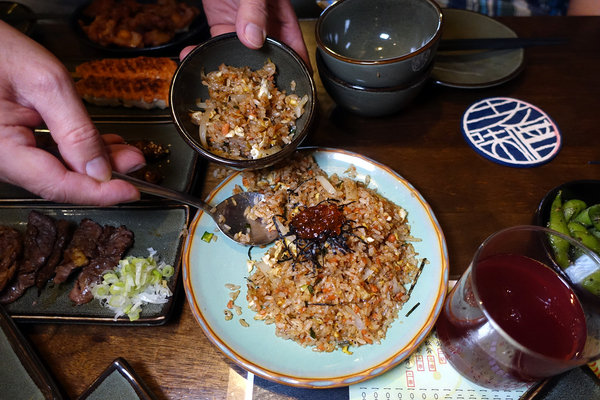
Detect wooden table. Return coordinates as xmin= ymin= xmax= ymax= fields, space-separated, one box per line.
xmin=16 ymin=15 xmax=600 ymax=400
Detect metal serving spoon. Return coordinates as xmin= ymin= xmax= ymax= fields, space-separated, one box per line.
xmin=113 ymin=172 xmax=278 ymax=246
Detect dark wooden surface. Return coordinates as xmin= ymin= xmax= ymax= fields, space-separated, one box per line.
xmin=14 ymin=16 xmax=600 ymax=400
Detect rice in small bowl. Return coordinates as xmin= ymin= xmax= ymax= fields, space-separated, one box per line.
xmin=170 ymin=33 xmax=317 ymax=170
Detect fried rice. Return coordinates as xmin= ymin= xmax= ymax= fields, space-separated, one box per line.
xmin=191 ymin=61 xmax=308 ymax=160
xmin=238 ymin=153 xmax=421 ymax=352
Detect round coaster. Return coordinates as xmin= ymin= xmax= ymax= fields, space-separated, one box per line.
xmin=461 ymin=97 xmax=561 ymax=167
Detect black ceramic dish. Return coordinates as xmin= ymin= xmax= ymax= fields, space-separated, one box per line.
xmin=0 ymin=203 xmax=189 ymax=325
xmin=534 ymin=180 xmax=600 ymax=301
xmin=534 ymin=180 xmax=600 ymax=228
xmin=170 ymin=33 xmax=317 ymax=170
xmin=0 ymin=305 xmax=64 ymax=399
xmin=0 ymin=1 xmax=36 ymax=36
xmin=0 ymin=122 xmax=199 ymax=199
xmin=77 ymin=358 xmax=157 ymax=400
xmin=71 ymin=0 xmax=209 ymax=55
xmin=94 ymin=121 xmax=199 ymax=193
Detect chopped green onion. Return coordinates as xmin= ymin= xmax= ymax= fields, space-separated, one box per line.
xmin=94 ymin=286 xmax=109 ymax=296
xmin=162 ymin=265 xmax=174 ymax=278
xmin=109 ymin=282 xmax=125 ymax=295
xmin=300 ymin=284 xmax=315 ymax=294
xmin=150 ymin=269 xmax=162 ymax=284
xmin=128 ymin=309 xmax=141 ymax=321
xmin=103 ymin=273 xmax=119 ymax=284
xmin=201 ymin=231 xmax=214 ymax=243
xmin=91 ymin=249 xmax=174 ymax=321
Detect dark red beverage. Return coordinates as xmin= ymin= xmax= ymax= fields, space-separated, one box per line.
xmin=437 ymin=254 xmax=587 ymax=388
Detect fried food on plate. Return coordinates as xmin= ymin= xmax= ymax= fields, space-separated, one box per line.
xmin=74 ymin=56 xmax=177 ymax=109
xmin=79 ymin=0 xmax=200 ymax=49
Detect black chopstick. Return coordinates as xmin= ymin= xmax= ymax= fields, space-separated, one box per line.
xmin=438 ymin=37 xmax=568 ymax=51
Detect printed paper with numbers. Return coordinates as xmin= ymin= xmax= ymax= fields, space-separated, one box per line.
xmin=349 ymin=330 xmax=531 ymax=400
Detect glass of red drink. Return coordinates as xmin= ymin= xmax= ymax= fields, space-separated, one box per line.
xmin=437 ymin=225 xmax=600 ymax=389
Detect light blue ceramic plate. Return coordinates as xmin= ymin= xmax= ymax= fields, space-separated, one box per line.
xmin=183 ymin=148 xmax=449 ymax=388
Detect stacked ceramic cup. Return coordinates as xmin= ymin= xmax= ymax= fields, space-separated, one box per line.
xmin=315 ymin=0 xmax=443 ymax=117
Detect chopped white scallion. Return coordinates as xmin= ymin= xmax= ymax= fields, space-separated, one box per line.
xmin=91 ymin=249 xmax=174 ymax=321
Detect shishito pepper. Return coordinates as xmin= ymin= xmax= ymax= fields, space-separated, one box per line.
xmin=548 ymin=191 xmax=571 ymax=269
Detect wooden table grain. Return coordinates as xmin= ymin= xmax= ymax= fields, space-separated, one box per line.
xmin=15 ymin=16 xmax=600 ymax=400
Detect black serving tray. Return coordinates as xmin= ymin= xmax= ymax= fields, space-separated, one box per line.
xmin=0 ymin=202 xmax=189 ymax=326
xmin=0 ymin=121 xmax=200 ymax=200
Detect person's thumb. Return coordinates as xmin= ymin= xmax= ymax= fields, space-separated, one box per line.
xmin=53 ymin=118 xmax=111 ymax=182
xmin=236 ymin=0 xmax=268 ymax=49
xmin=35 ymin=67 xmax=112 ymax=182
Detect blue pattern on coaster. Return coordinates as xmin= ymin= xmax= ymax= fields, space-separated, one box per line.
xmin=461 ymin=97 xmax=561 ymax=167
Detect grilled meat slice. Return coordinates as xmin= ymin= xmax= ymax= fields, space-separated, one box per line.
xmin=0 ymin=211 xmax=57 ymax=304
xmin=0 ymin=227 xmax=22 ymax=292
xmin=53 ymin=219 xmax=102 ymax=285
xmin=35 ymin=219 xmax=72 ymax=294
xmin=74 ymin=56 xmax=177 ymax=81
xmin=70 ymin=225 xmax=134 ymax=305
xmin=75 ymin=75 xmax=171 ymax=109
xmin=73 ymin=57 xmax=176 ymax=110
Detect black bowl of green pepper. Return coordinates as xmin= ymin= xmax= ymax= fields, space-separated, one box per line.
xmin=535 ymin=180 xmax=600 ymax=297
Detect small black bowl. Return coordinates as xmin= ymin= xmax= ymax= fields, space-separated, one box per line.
xmin=170 ymin=33 xmax=317 ymax=170
xmin=534 ymin=180 xmax=600 ymax=301
xmin=534 ymin=180 xmax=600 ymax=228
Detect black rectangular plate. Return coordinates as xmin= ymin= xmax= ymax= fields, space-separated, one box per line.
xmin=1 ymin=202 xmax=189 ymax=325
xmin=95 ymin=121 xmax=199 ymax=193
xmin=0 ymin=121 xmax=199 ymax=199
